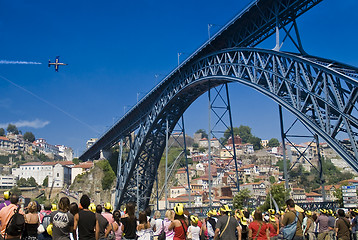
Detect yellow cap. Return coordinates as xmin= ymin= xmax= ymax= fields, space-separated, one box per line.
xmin=220 ymin=205 xmax=231 ymax=212
xmin=305 ymin=210 xmax=312 ymax=216
xmin=279 ymin=210 xmax=285 ymax=215
xmin=241 ymin=217 xmax=248 ymax=226
xmin=268 ymin=209 xmax=275 ymax=215
xmin=3 ymin=191 xmax=10 ymax=200
xmin=51 ymin=204 xmax=57 ymax=211
xmin=294 ymin=205 xmax=304 ymax=212
xmin=47 ymin=223 xmax=53 ymax=236
xmin=269 ymin=215 xmax=276 ymax=222
xmin=104 ymin=202 xmax=112 ymax=211
xmin=89 ymin=203 xmax=96 ymax=213
xmin=190 ymin=215 xmax=199 ymax=224
xmin=320 ymin=209 xmax=327 ymax=214
xmin=174 ymin=203 xmax=184 ymax=216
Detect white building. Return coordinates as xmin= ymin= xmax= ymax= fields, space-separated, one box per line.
xmin=71 ymin=161 xmax=94 ymax=183
xmin=56 ymin=145 xmax=73 ymax=161
xmin=0 ymin=175 xmax=16 ymax=188
xmin=86 ymin=138 xmax=98 ymax=149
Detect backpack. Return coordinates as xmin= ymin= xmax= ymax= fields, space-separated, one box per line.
xmin=41 ymin=213 xmax=51 ymax=230
xmin=5 ymin=206 xmax=25 ymax=237
xmin=281 ymin=211 xmax=299 ymax=240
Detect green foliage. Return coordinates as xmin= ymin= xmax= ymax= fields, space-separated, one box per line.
xmin=333 ymin=186 xmax=344 ymax=207
xmin=249 ymin=136 xmax=262 ymax=150
xmin=42 ymin=176 xmax=48 ymax=187
xmin=72 ymin=158 xmax=80 ymax=165
xmin=269 ymin=176 xmax=276 ymax=184
xmin=95 ymin=159 xmax=116 ymax=190
xmin=223 ymin=127 xmax=240 ymax=142
xmin=276 ymin=159 xmax=291 ymax=172
xmin=23 ymin=132 xmax=35 ymax=142
xmin=195 ymin=129 xmax=208 ymax=139
xmin=233 ymin=189 xmax=251 ymax=209
xmin=7 ymin=124 xmax=19 ymax=134
xmin=10 ymin=186 xmax=22 ymax=196
xmin=268 ymin=138 xmax=280 ymax=147
xmin=261 ymin=183 xmax=290 ymax=211
xmin=238 ymin=125 xmax=252 ymax=143
xmin=198 ymin=147 xmax=206 ymax=153
xmin=192 ymin=143 xmax=199 ymax=149
xmin=17 ymin=177 xmax=37 ymax=187
xmin=0 ymin=128 xmax=5 ymax=136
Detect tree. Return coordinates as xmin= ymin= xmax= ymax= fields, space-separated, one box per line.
xmin=42 ymin=176 xmax=49 ymax=187
xmin=223 ymin=127 xmax=240 ymax=142
xmin=95 ymin=159 xmax=116 ymax=190
xmin=0 ymin=128 xmax=5 ymax=136
xmin=238 ymin=125 xmax=252 ymax=143
xmin=7 ymin=124 xmax=19 ymax=134
xmin=23 ymin=132 xmax=35 ymax=142
xmin=233 ymin=189 xmax=252 ymax=209
xmin=249 ymin=136 xmax=262 ymax=150
xmin=17 ymin=177 xmax=37 ymax=187
xmin=261 ymin=183 xmax=290 ymax=211
xmin=72 ymin=158 xmax=80 ymax=165
xmin=195 ymin=129 xmax=208 ymax=139
xmin=268 ymin=138 xmax=280 ymax=147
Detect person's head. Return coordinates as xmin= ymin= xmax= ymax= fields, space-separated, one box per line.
xmin=80 ymin=194 xmax=91 ymax=209
xmin=190 ymin=215 xmax=198 ymax=227
xmin=27 ymin=201 xmax=37 ymax=213
xmin=58 ymin=197 xmax=70 ymax=212
xmin=126 ymin=202 xmax=136 ymax=219
xmin=113 ymin=210 xmax=121 ymax=223
xmin=286 ymin=199 xmax=295 ymax=209
xmin=10 ymin=194 xmax=19 ymax=205
xmin=219 ymin=205 xmax=231 ymax=215
xmin=154 ymin=210 xmax=161 ymax=219
xmin=312 ymin=213 xmax=318 ymax=221
xmin=44 ymin=201 xmax=52 ymax=211
xmin=96 ymin=205 xmax=103 ymax=214
xmin=145 ymin=207 xmax=151 ymax=217
xmin=352 ymin=211 xmax=356 ymax=217
xmin=104 ymin=202 xmax=112 ymax=213
xmin=139 ymin=211 xmax=147 ymax=224
xmin=254 ymin=209 xmax=263 ymax=221
xmin=174 ymin=203 xmax=184 ymax=220
xmin=70 ymin=202 xmax=79 ymax=216
xmin=338 ymin=209 xmax=345 ymax=218
xmin=165 ymin=210 xmax=174 ymax=220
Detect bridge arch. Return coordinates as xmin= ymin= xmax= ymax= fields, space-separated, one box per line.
xmin=116 ymin=48 xmax=358 ymax=209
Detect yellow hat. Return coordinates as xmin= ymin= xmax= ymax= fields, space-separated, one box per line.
xmin=269 ymin=215 xmax=276 ymax=222
xmin=190 ymin=215 xmax=199 ymax=224
xmin=268 ymin=209 xmax=275 ymax=215
xmin=51 ymin=204 xmax=57 ymax=211
xmin=294 ymin=205 xmax=304 ymax=213
xmin=279 ymin=210 xmax=285 ymax=216
xmin=220 ymin=205 xmax=231 ymax=212
xmin=174 ymin=203 xmax=184 ymax=216
xmin=320 ymin=209 xmax=327 ymax=214
xmin=104 ymin=202 xmax=113 ymax=211
xmin=89 ymin=203 xmax=96 ymax=213
xmin=3 ymin=191 xmax=10 ymax=200
xmin=305 ymin=210 xmax=312 ymax=216
xmin=354 ymin=209 xmax=358 ymax=214
xmin=236 ymin=211 xmax=243 ymax=219
xmin=241 ymin=217 xmax=248 ymax=226
xmin=46 ymin=223 xmax=53 ymax=236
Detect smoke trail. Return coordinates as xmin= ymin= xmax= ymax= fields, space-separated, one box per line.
xmin=0 ymin=60 xmax=42 ymax=65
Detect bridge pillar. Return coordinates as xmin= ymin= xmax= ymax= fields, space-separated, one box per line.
xmin=100 ymin=149 xmax=111 ymax=160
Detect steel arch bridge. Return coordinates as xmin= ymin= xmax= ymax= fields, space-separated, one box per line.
xmin=79 ymin=0 xmax=358 ymax=209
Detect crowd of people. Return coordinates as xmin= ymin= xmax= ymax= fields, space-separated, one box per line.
xmin=0 ymin=191 xmax=355 ymax=240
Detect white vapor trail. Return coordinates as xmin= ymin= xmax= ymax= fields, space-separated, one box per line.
xmin=0 ymin=60 xmax=42 ymax=65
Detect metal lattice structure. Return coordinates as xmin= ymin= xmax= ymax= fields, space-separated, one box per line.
xmin=78 ymin=0 xmax=358 ymax=210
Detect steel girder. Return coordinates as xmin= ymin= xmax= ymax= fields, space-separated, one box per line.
xmin=79 ymin=0 xmax=323 ymax=162
xmin=115 ymin=48 xmax=358 ymax=209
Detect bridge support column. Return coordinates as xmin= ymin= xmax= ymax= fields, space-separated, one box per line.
xmin=100 ymin=149 xmax=111 ymax=160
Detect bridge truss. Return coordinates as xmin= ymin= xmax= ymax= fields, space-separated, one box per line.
xmin=79 ymin=0 xmax=358 ymax=210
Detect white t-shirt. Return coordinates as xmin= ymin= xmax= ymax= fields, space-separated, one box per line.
xmin=188 ymin=225 xmax=200 ymax=240
xmin=154 ymin=218 xmax=163 ymax=236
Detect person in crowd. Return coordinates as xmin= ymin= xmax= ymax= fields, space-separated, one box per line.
xmin=95 ymin=205 xmax=109 ymax=240
xmin=336 ymin=209 xmax=351 ymax=240
xmin=0 ymin=194 xmax=24 ymax=240
xmin=248 ymin=210 xmax=269 ymax=240
xmin=73 ymin=194 xmax=99 ymax=240
xmin=316 ymin=209 xmax=330 ymax=240
xmin=120 ymin=202 xmax=137 ymax=240
xmin=187 ymin=215 xmax=200 ymax=240
xmin=327 ymin=210 xmax=336 ymax=240
xmin=0 ymin=191 xmax=11 ymax=211
xmin=282 ymin=199 xmax=304 ymax=240
xmin=206 ymin=210 xmax=217 ymax=240
xmin=105 ymin=210 xmax=122 ymax=240
xmin=69 ymin=203 xmax=79 ymax=240
xmin=303 ymin=211 xmax=316 ymax=240
xmin=38 ymin=202 xmax=52 ymax=240
xmin=153 ymin=210 xmax=163 ymax=240
xmin=214 ymin=205 xmax=241 ymax=240
xmin=23 ymin=201 xmax=39 ymax=240
xmin=267 ymin=214 xmax=278 ymax=240
xmin=102 ymin=203 xmax=114 ymax=225
xmin=351 ymin=211 xmax=357 ymax=240
xmin=163 ymin=210 xmax=174 ymax=240
xmin=137 ymin=211 xmax=153 ymax=240
xmin=50 ymin=197 xmax=75 ymax=240
xmin=168 ymin=203 xmax=188 ymax=240
xmin=145 ymin=207 xmax=156 ymax=233
xmin=236 ymin=210 xmax=248 ymax=240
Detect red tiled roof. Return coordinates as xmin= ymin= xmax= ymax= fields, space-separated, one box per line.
xmin=0 ymin=136 xmax=9 ymax=141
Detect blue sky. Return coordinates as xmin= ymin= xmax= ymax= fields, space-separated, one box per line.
xmin=0 ymin=0 xmax=357 ymax=157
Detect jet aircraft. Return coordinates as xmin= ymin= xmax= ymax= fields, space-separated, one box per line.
xmin=48 ymin=56 xmax=67 ymax=72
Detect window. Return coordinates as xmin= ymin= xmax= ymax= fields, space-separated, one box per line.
xmin=57 ymin=173 xmax=59 ymax=177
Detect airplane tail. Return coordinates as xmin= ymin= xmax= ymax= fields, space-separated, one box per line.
xmin=48 ymin=60 xmax=51 ymax=67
